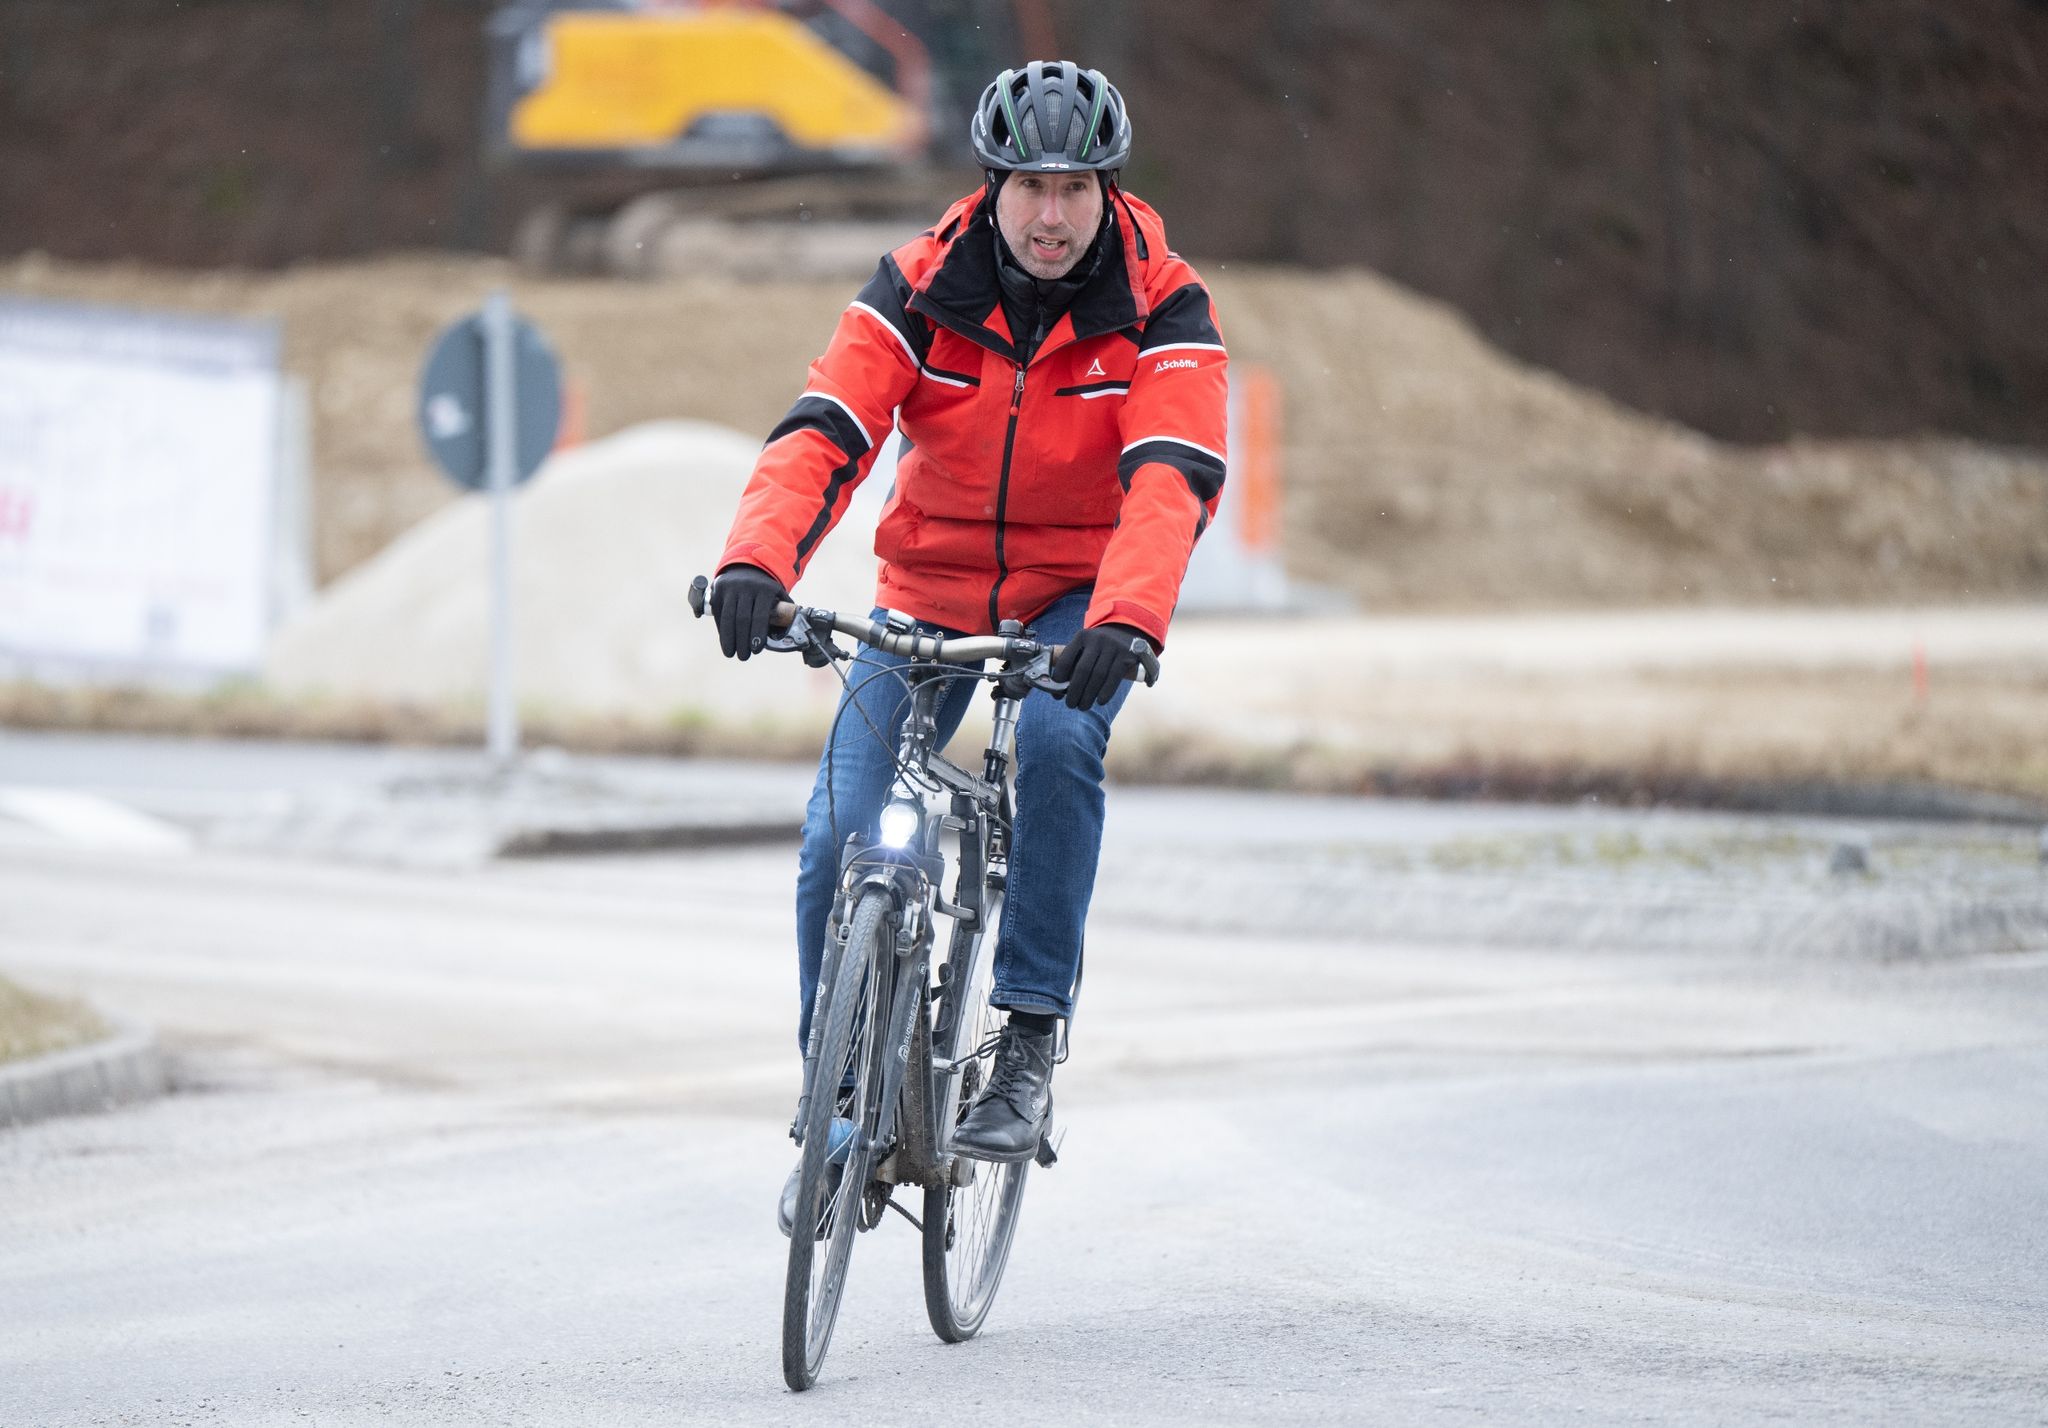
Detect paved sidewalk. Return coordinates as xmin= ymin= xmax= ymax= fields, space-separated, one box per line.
xmin=0 ymin=732 xmax=812 ymax=871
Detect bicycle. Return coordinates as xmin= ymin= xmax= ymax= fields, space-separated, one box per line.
xmin=687 ymin=574 xmax=1159 ymax=1391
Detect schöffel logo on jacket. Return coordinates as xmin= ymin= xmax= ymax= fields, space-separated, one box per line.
xmin=1153 ymin=357 xmax=1200 ymax=373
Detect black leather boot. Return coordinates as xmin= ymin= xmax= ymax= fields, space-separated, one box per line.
xmin=951 ymin=1021 xmax=1056 ymax=1162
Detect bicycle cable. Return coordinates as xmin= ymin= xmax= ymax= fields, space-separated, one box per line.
xmin=819 ymin=651 xmax=1009 ymax=855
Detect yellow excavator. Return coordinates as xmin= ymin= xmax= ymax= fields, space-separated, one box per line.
xmin=488 ymin=0 xmax=931 ymax=172
xmin=486 ymin=0 xmax=1048 ymax=273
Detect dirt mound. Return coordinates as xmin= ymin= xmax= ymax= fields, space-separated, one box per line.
xmin=1226 ymin=265 xmax=2048 ymax=607
xmin=6 ymin=252 xmax=2045 ymax=610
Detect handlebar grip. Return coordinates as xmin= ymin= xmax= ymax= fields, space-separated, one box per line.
xmin=1133 ymin=640 xmax=1161 ymax=688
xmin=1041 ymin=634 xmax=1163 ymax=691
xmin=690 ymin=572 xmax=795 ymax=633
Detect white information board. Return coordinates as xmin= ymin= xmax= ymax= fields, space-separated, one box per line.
xmin=0 ymin=298 xmax=283 ymax=675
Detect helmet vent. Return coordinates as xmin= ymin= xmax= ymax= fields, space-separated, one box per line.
xmin=972 ymin=61 xmax=1129 ymax=175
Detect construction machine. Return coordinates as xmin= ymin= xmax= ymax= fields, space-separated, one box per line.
xmin=486 ymin=0 xmax=1040 ymax=277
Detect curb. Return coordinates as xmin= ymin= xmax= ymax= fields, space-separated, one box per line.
xmin=0 ymin=1022 xmax=168 ymax=1130
xmin=495 ymin=817 xmax=802 ymax=858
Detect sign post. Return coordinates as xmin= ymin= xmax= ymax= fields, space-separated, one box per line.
xmin=416 ymin=292 xmax=562 ymax=769
xmin=481 ymin=293 xmax=519 ymax=764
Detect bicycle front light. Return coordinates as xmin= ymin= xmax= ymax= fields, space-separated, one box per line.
xmin=877 ymin=799 xmax=922 ymax=849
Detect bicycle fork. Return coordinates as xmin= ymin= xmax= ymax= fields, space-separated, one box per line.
xmin=796 ymin=883 xmax=929 ymax=1157
xmin=867 ymin=927 xmax=928 ymax=1159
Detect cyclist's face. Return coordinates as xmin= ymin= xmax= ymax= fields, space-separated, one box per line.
xmin=996 ymin=172 xmax=1103 ymax=280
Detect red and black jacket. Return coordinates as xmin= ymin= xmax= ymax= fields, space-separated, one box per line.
xmin=717 ymin=185 xmax=1226 ymax=650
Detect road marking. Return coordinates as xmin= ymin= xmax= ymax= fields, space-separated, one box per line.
xmin=0 ymin=788 xmax=193 ymax=854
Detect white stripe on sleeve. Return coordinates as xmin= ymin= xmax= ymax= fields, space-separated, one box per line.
xmin=812 ymin=392 xmax=874 ymax=451
xmin=1121 ymin=434 xmax=1227 ymax=465
xmin=848 ymin=301 xmax=920 ymax=366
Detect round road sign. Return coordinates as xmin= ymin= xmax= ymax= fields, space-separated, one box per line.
xmin=416 ymin=308 xmax=563 ymax=490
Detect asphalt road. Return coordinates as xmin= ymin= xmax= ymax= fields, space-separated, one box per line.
xmin=2 ymin=736 xmax=2046 ymax=1425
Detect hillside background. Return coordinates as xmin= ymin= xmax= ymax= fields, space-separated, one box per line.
xmin=2 ymin=0 xmax=2042 ymax=452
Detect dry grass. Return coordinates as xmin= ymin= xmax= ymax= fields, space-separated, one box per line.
xmin=7 ymin=664 xmax=2044 ymax=814
xmin=1113 ymin=665 xmax=2048 ymax=811
xmin=0 ymin=974 xmax=108 ymax=1066
xmin=0 ymin=680 xmax=818 ymax=760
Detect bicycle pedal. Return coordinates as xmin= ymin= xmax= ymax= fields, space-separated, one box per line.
xmin=1034 ymin=1126 xmax=1064 ymax=1169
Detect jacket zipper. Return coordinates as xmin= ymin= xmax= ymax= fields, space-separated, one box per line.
xmin=986 ymin=364 xmax=1026 ymax=630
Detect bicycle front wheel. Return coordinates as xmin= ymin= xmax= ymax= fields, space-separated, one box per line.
xmin=782 ymin=886 xmax=893 ymax=1391
xmin=922 ymin=894 xmax=1031 ymax=1342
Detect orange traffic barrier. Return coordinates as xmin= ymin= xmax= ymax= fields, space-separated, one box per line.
xmin=554 ymin=375 xmax=587 ymax=453
xmin=1237 ymin=364 xmax=1281 ymax=552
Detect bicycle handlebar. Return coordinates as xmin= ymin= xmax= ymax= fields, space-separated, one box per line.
xmin=686 ymin=574 xmax=1160 ymax=688
xmin=785 ymin=604 xmax=1037 ymax=666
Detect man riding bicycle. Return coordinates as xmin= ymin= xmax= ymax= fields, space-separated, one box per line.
xmin=706 ymin=61 xmax=1227 ymax=1232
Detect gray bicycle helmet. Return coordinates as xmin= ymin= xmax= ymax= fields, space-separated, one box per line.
xmin=970 ymin=61 xmax=1132 ymax=175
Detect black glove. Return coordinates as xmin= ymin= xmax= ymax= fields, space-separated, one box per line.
xmin=709 ymin=563 xmax=787 ymax=661
xmin=1050 ymin=622 xmax=1153 ymax=710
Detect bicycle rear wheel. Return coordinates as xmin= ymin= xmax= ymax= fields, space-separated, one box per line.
xmin=782 ymin=886 xmax=893 ymax=1391
xmin=922 ymin=893 xmax=1031 ymax=1342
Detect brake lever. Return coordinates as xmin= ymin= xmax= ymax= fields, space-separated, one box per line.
xmin=796 ymin=624 xmax=847 ymax=668
xmin=762 ymin=607 xmax=815 ymax=655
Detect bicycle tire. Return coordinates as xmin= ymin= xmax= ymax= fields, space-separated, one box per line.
xmin=921 ymin=893 xmax=1031 ymax=1343
xmin=782 ymin=886 xmax=893 ymax=1391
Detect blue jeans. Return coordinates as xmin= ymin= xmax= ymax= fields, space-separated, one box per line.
xmin=793 ymin=587 xmax=1132 ymax=1050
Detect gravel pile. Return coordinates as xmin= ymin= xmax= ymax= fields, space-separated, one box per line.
xmin=265 ymin=419 xmax=891 ymax=727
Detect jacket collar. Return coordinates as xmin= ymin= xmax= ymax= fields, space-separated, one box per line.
xmin=909 ymin=186 xmax=1150 ymax=364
